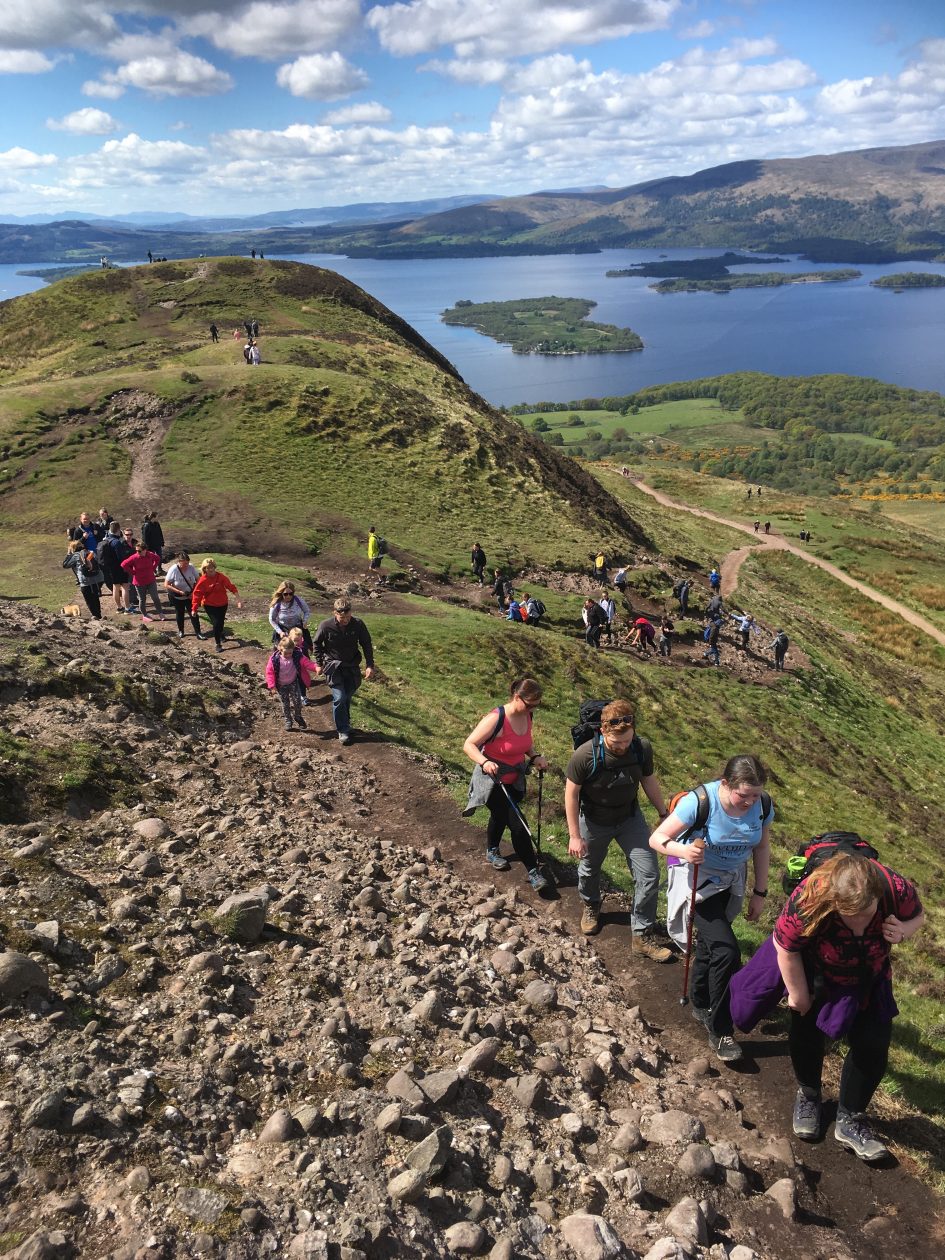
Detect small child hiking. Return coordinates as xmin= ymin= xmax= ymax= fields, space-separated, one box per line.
xmin=265 ymin=635 xmax=313 ymax=731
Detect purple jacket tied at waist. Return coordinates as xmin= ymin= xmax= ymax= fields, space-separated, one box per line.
xmin=728 ymin=935 xmax=898 ymax=1040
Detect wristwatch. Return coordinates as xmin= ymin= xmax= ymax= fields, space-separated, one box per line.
xmin=752 ymin=888 xmax=768 ymax=898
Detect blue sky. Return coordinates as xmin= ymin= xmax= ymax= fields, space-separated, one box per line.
xmin=0 ymin=0 xmax=943 ymax=217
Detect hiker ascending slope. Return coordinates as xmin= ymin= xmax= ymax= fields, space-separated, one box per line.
xmin=367 ymin=526 xmax=382 ymax=571
xmin=709 ymin=567 xmax=722 ymax=592
xmin=582 ymin=598 xmax=608 ymax=648
xmin=769 ymin=628 xmax=789 ymax=671
xmin=266 ymin=635 xmax=312 ymax=732
xmin=470 ymin=542 xmax=487 ymax=585
xmin=730 ymin=851 xmax=923 ymax=1161
xmin=269 ymin=581 xmax=311 ymax=648
xmin=565 ymin=700 xmax=672 ymax=960
xmin=313 ymin=597 xmax=375 ymax=746
xmin=191 ymin=558 xmax=242 ymax=653
xmin=462 ymin=678 xmax=549 ymax=892
xmin=649 ymin=754 xmax=773 ymax=1063
xmin=62 ymin=539 xmax=105 ymax=619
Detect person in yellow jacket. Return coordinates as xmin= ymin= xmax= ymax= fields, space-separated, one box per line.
xmin=368 ymin=526 xmax=382 ymax=571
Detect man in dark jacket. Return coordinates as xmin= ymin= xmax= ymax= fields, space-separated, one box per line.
xmin=583 ymin=598 xmax=608 ymax=648
xmin=470 ymin=542 xmax=487 ymax=584
xmin=313 ymin=598 xmax=375 ymax=745
xmin=141 ymin=512 xmax=165 ymax=572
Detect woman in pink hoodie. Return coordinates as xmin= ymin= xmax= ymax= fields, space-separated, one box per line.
xmin=121 ymin=542 xmax=164 ymax=619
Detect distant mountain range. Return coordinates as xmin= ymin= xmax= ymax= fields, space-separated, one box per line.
xmin=2 ymin=141 xmax=944 ymax=265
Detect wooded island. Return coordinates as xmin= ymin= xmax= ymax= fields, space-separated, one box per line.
xmin=441 ymin=296 xmax=643 ymax=355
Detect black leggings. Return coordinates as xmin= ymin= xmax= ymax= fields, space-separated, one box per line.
xmin=690 ymin=888 xmax=741 ymax=1036
xmin=486 ymin=782 xmax=537 ymax=869
xmin=171 ymin=595 xmax=203 ymax=636
xmin=204 ymin=603 xmax=227 ymax=646
xmin=80 ymin=585 xmax=102 ymax=619
xmin=789 ymin=1005 xmax=891 ymax=1113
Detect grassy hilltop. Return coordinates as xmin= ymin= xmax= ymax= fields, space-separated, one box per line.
xmin=1 ymin=257 xmax=944 ymax=1175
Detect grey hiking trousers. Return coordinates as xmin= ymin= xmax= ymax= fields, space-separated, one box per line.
xmin=578 ymin=807 xmax=659 ymax=933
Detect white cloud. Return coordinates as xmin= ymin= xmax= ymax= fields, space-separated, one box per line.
xmin=680 ymin=19 xmax=714 ymax=39
xmin=324 ymin=101 xmax=392 ymax=124
xmin=0 ymin=49 xmax=54 ymax=72
xmin=62 ymin=132 xmax=207 ymax=189
xmin=276 ymin=51 xmax=368 ymax=100
xmin=367 ymin=0 xmax=680 ymax=59
xmin=186 ymin=0 xmax=361 ymax=59
xmin=818 ymin=39 xmax=945 ymax=118
xmin=82 ymin=78 xmax=126 ymax=99
xmin=47 ymin=107 xmax=120 ymax=135
xmin=0 ymin=146 xmax=58 ymax=170
xmin=0 ymin=1 xmax=117 ymax=49
xmin=101 ymin=51 xmax=234 ymax=97
xmin=422 ymin=57 xmax=509 ymax=85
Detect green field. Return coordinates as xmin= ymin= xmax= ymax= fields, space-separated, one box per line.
xmin=517 ymin=398 xmax=728 ymax=444
xmin=441 ymin=296 xmax=643 ymax=355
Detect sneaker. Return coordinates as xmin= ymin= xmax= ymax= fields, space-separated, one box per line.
xmin=300 ymin=697 xmax=309 ymax=706
xmin=295 ymin=716 xmax=307 ymax=729
xmin=711 ymin=1034 xmax=743 ymax=1063
xmin=338 ymin=732 xmax=352 ymax=746
xmin=580 ymin=902 xmax=602 ymax=935
xmin=834 ymin=1113 xmax=887 ymax=1162
xmin=792 ymin=1089 xmax=822 ymax=1141
xmin=195 ymin=632 xmax=207 ymax=640
xmin=633 ymin=932 xmax=674 ymax=963
xmin=215 ymin=644 xmax=223 ymax=653
xmin=177 ymin=631 xmax=184 ymax=640
xmin=527 ymin=867 xmax=549 ymax=892
xmin=690 ymin=1003 xmax=711 ymax=1028
xmin=486 ymin=848 xmax=511 ymax=871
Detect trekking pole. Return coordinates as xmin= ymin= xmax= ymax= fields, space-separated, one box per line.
xmin=536 ymin=770 xmax=544 ymax=860
xmin=680 ymin=857 xmax=701 ymax=1006
xmin=496 ymin=780 xmax=533 ymax=839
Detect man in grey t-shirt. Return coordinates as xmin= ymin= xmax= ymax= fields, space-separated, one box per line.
xmin=565 ymin=700 xmax=672 ymax=960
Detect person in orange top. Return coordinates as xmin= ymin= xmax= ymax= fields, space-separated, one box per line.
xmin=191 ymin=558 xmax=242 ymax=653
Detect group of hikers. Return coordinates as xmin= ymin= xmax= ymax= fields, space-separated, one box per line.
xmin=463 ymin=682 xmax=924 ymax=1164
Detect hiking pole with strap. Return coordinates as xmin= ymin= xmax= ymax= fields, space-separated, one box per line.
xmin=680 ymin=864 xmax=700 ymax=1006
xmin=535 ymin=770 xmax=544 ymax=859
xmin=496 ymin=779 xmax=534 ymax=839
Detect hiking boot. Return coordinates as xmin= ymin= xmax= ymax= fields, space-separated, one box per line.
xmin=295 ymin=715 xmax=307 ymax=729
xmin=792 ymin=1089 xmax=822 ymax=1141
xmin=338 ymin=732 xmax=352 ymax=746
xmin=486 ymin=848 xmax=511 ymax=871
xmin=711 ymin=1033 xmax=743 ymax=1063
xmin=633 ymin=932 xmax=674 ymax=963
xmin=834 ymin=1113 xmax=887 ymax=1162
xmin=527 ymin=867 xmax=549 ymax=892
xmin=283 ymin=720 xmax=293 ymax=732
xmin=215 ymin=644 xmax=223 ymax=653
xmin=580 ymin=902 xmax=602 ymax=935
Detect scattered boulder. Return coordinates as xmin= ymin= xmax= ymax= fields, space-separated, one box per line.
xmin=0 ymin=951 xmax=49 ymax=997
xmin=559 ymin=1212 xmax=625 ymax=1260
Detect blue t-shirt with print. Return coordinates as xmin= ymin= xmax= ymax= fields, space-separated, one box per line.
xmin=672 ymin=780 xmax=772 ymax=874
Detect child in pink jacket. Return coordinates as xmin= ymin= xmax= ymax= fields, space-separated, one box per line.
xmin=121 ymin=544 xmax=164 ymax=619
xmin=265 ymin=636 xmax=314 ymax=731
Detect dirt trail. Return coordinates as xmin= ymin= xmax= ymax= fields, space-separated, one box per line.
xmin=631 ymin=477 xmax=945 ymax=647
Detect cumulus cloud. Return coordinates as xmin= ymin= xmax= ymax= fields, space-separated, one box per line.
xmin=324 ymin=101 xmax=392 ymax=124
xmin=367 ymin=0 xmax=680 ymax=59
xmin=0 ymin=49 xmax=54 ymax=73
xmin=0 ymin=146 xmax=58 ymax=170
xmin=818 ymin=38 xmax=945 ymax=118
xmin=680 ymin=19 xmax=714 ymax=39
xmin=185 ymin=0 xmax=361 ymax=59
xmin=422 ymin=57 xmax=510 ymax=85
xmin=97 ymin=51 xmax=234 ymax=97
xmin=276 ymin=51 xmax=368 ymax=100
xmin=62 ymin=132 xmax=208 ymax=189
xmin=82 ymin=78 xmax=126 ymax=99
xmin=47 ymin=107 xmax=120 ymax=135
xmin=0 ymin=1 xmax=117 ymax=49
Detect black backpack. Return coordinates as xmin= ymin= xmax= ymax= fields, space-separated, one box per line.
xmin=782 ymin=832 xmax=881 ymax=895
xmin=531 ymin=598 xmax=546 ymax=618
xmin=377 ymin=537 xmax=389 ymax=556
xmin=570 ymin=699 xmax=644 ymax=780
xmin=775 ymin=632 xmax=789 ymax=650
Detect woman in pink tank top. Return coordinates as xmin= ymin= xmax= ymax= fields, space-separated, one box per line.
xmin=463 ymin=677 xmax=549 ymax=891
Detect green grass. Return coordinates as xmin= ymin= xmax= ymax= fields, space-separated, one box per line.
xmin=518 ymin=398 xmax=728 ymax=444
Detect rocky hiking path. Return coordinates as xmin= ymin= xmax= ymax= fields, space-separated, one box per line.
xmin=0 ymin=604 xmax=939 ymax=1259
xmin=629 ymin=477 xmax=945 ymax=647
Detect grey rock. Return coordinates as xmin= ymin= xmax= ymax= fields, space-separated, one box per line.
xmin=31 ymin=921 xmax=60 ymax=953
xmin=576 ymin=1057 xmax=607 ymax=1093
xmin=292 ymin=1104 xmax=321 ymax=1135
xmin=410 ymin=989 xmax=443 ymax=1025
xmin=8 ymin=1231 xmax=72 ymax=1260
xmin=444 ymin=1221 xmax=486 ymax=1254
xmin=375 ymin=1103 xmax=402 ymax=1134
xmin=215 ymin=893 xmax=267 ymax=944
xmin=387 ymin=1168 xmax=427 ymax=1202
xmin=108 ymin=896 xmax=138 ymax=923
xmin=612 ymin=1168 xmax=644 ymax=1202
xmin=125 ymin=1166 xmax=153 ymax=1192
xmin=176 ymin=1187 xmax=228 ymax=1224
xmin=677 ymin=1144 xmax=716 ymax=1179
xmin=611 ymin=1122 xmax=643 ymax=1153
xmin=353 ymin=885 xmax=383 ymax=910
xmin=492 ymin=1154 xmax=513 ymax=1187
xmin=70 ymin=1103 xmax=96 ymax=1132
xmin=642 ymin=1242 xmax=688 ymax=1260
xmin=258 ymin=1109 xmax=297 ymax=1143
xmin=559 ymin=1213 xmax=625 ymax=1260
xmin=766 ymin=1177 xmax=797 ymax=1220
xmin=287 ymin=1230 xmax=329 ymax=1259
xmin=185 ymin=951 xmax=226 ymax=977
xmin=420 ymin=1068 xmax=462 ymax=1106
xmin=23 ymin=1089 xmax=66 ymax=1130
xmin=0 ymin=951 xmax=49 ymax=997
xmin=86 ymin=954 xmax=127 ymax=993
xmin=729 ymin=1248 xmax=759 ymax=1260
xmin=490 ymin=948 xmax=523 ymax=976
xmin=506 ymin=1073 xmax=546 ymax=1110
xmin=406 ymin=1124 xmax=453 ymax=1177
xmin=133 ymin=817 xmax=170 ymax=840
xmin=489 ymin=1242 xmax=515 ymax=1260
xmin=129 ymin=850 xmax=162 ymax=877
xmin=386 ymin=1069 xmax=426 ymax=1108
xmin=521 ymin=979 xmax=557 ymax=1011
xmin=644 ymin=1110 xmax=705 ymax=1146
xmin=664 ymin=1196 xmax=708 ymax=1247
xmin=458 ymin=1036 xmax=500 ymax=1074
xmin=117 ymin=1071 xmax=154 ymax=1109
xmin=532 ymin=1161 xmax=555 ymax=1195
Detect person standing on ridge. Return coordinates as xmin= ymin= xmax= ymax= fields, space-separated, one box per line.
xmin=62 ymin=540 xmax=105 ymax=619
xmin=471 ymin=542 xmax=487 ymax=584
xmin=658 ymin=615 xmax=675 ymax=657
xmin=491 ymin=569 xmax=507 ymax=612
xmin=599 ymin=591 xmax=616 ymax=644
xmin=313 ymin=597 xmax=375 ymax=746
xmin=141 ymin=511 xmax=165 ymax=573
xmin=594 ymin=551 xmax=608 ymax=584
xmin=566 ymin=700 xmax=672 ymax=959
xmin=209 ymin=322 xmax=219 ymax=342
xmin=121 ymin=541 xmax=164 ymax=620
xmin=709 ymin=567 xmax=721 ymax=592
xmin=676 ymin=578 xmax=691 ymax=617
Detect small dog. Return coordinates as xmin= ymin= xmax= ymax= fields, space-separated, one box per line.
xmin=60 ymin=604 xmax=82 ymax=617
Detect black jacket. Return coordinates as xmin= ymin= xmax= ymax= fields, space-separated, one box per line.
xmin=313 ymin=615 xmax=374 ymax=670
xmin=142 ymin=519 xmax=165 ymax=554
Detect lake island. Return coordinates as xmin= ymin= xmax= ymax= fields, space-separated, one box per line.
xmin=441 ymin=296 xmax=643 ymax=355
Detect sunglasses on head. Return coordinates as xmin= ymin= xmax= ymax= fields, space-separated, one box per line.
xmin=604 ymin=716 xmax=635 ymax=729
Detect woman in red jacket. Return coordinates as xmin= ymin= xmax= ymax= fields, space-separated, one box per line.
xmin=191 ymin=558 xmax=242 ymax=653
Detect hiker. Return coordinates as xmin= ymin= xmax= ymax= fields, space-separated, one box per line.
xmin=747 ymin=487 xmax=752 ymax=499
xmin=754 ymin=520 xmax=760 ymax=533
xmin=582 ymin=598 xmax=608 ymax=648
xmin=367 ymin=526 xmax=382 ymax=571
xmin=266 ymin=635 xmax=313 ymax=732
xmin=462 ymin=677 xmax=549 ymax=891
xmin=505 ymin=599 xmax=525 ymax=622
xmin=250 ymin=343 xmax=261 ymax=366
xmin=769 ymin=628 xmax=789 ymax=671
xmin=121 ymin=541 xmax=164 ymax=620
xmin=312 ymin=597 xmax=375 ymax=746
xmin=649 ymin=754 xmax=773 ymax=1063
xmin=191 ymin=558 xmax=241 ymax=653
xmin=523 ymin=594 xmax=545 ymax=626
xmin=594 ymin=551 xmax=608 ymax=584
xmin=658 ymin=615 xmax=674 ymax=657
xmin=164 ymin=552 xmax=205 ymax=640
xmin=764 ymin=521 xmax=770 ymax=534
xmin=614 ymin=566 xmax=628 ymax=595
xmin=96 ymin=507 xmax=113 ymax=533
xmin=62 ymin=539 xmax=105 ymax=619
xmin=67 ymin=512 xmax=103 ymax=551
xmin=251 ymin=319 xmax=259 ymax=338
xmin=757 ymin=487 xmax=762 ymax=498
xmin=209 ymin=322 xmax=219 ymax=342
xmin=628 ymin=616 xmax=655 ymax=654
xmin=268 ymin=581 xmax=311 ymax=648
xmin=491 ymin=569 xmax=507 ymax=612
xmin=141 ymin=511 xmax=165 ymax=572
xmin=599 ymin=592 xmax=616 ymax=643
xmin=287 ymin=626 xmax=314 ymax=705
xmin=470 ymin=542 xmax=487 ymax=584
xmin=244 ymin=319 xmax=253 ymax=340
xmin=732 ymin=853 xmax=923 ymax=1160
xmin=703 ymin=618 xmax=722 ymax=667
xmin=100 ymin=524 xmax=135 ymax=613
xmin=566 ymin=700 xmax=672 ymax=959
xmin=730 ymin=612 xmax=758 ymax=651
xmin=243 ymin=343 xmax=252 ymax=364
xmin=676 ymin=578 xmax=691 ymax=617
xmin=709 ymin=568 xmax=721 ymax=592
xmin=706 ymin=592 xmax=724 ymax=620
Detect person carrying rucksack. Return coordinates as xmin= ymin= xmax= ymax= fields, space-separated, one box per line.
xmin=709 ymin=568 xmax=721 ymax=591
xmin=731 ymin=852 xmax=923 ymax=1161
xmin=523 ymin=594 xmax=545 ymax=626
xmin=266 ymin=635 xmax=313 ymax=732
xmin=565 ymin=700 xmax=672 ymax=960
xmin=703 ymin=618 xmax=722 ymax=667
xmin=62 ymin=539 xmax=105 ymax=619
xmin=470 ymin=542 xmax=487 ymax=584
xmin=649 ymin=754 xmax=773 ymax=1063
xmin=367 ymin=526 xmax=382 ymax=571
xmin=769 ymin=629 xmax=789 ymax=671
xmin=658 ymin=615 xmax=674 ymax=657
xmin=676 ymin=578 xmax=691 ymax=617
xmin=491 ymin=570 xmax=507 ymax=612
xmin=582 ymin=598 xmax=608 ymax=648
xmin=268 ymin=581 xmax=311 ymax=648
xmin=462 ymin=677 xmax=549 ymax=892
xmin=594 ymin=551 xmax=607 ymax=584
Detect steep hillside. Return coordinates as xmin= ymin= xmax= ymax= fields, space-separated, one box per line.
xmin=0 ymin=258 xmax=649 ymax=573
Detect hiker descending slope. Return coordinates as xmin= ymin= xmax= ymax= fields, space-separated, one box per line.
xmin=565 ymin=699 xmax=672 ymax=961
xmin=730 ymin=848 xmax=923 ymax=1161
xmin=463 ymin=678 xmax=549 ymax=892
xmin=649 ymin=754 xmax=773 ymax=1064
